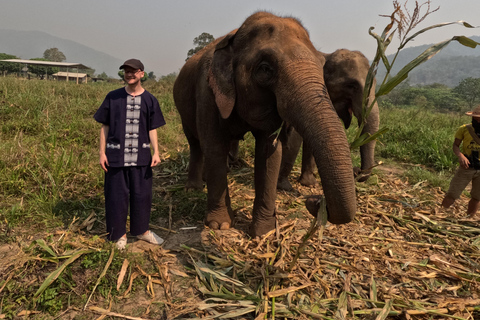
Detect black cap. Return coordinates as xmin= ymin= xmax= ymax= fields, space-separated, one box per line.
xmin=119 ymin=59 xmax=144 ymax=71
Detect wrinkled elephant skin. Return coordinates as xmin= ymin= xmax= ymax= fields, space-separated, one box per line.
xmin=173 ymin=12 xmax=356 ymax=237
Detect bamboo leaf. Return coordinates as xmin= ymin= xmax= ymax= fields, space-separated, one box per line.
xmin=402 ymin=20 xmax=478 ymax=49
xmin=35 ymin=239 xmax=57 ymax=258
xmin=33 ymin=249 xmax=92 ymax=300
xmin=219 ymin=306 xmax=256 ymax=319
xmin=335 ymin=291 xmax=348 ymax=320
xmin=267 ymin=283 xmax=312 ymax=298
xmin=116 ymin=258 xmax=129 ymax=291
xmin=350 ymin=127 xmax=389 ymax=150
xmin=374 ymin=299 xmax=393 ymax=320
xmin=370 ymin=276 xmax=377 ymax=302
xmin=377 ymin=36 xmax=480 ymax=97
xmin=84 ymin=248 xmax=115 ymax=310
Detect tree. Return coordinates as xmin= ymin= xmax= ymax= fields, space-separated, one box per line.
xmin=148 ymin=71 xmax=156 ymax=81
xmin=28 ymin=58 xmax=59 ymax=79
xmin=97 ymin=72 xmax=109 ymax=80
xmin=453 ymin=77 xmax=480 ymax=109
xmin=186 ymin=32 xmax=214 ymax=61
xmin=43 ymin=48 xmax=66 ymax=62
xmin=0 ymin=53 xmax=19 ymax=74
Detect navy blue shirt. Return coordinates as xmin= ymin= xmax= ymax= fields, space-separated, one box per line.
xmin=94 ymin=88 xmax=166 ymax=167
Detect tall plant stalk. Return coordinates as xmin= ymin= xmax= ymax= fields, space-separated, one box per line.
xmin=351 ymin=0 xmax=480 ymax=150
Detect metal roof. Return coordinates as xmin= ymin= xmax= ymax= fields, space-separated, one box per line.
xmin=53 ymin=72 xmax=88 ymax=78
xmin=0 ymin=59 xmax=90 ymax=69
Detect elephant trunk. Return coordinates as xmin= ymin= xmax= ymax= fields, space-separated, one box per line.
xmin=278 ymin=61 xmax=356 ymax=224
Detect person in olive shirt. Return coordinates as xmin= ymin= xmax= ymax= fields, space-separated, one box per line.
xmin=94 ymin=59 xmax=166 ymax=249
xmin=442 ymin=105 xmax=480 ymax=218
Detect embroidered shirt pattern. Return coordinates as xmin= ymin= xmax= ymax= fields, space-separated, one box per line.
xmin=125 ymin=95 xmax=141 ymax=166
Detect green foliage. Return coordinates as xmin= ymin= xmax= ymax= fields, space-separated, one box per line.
xmin=453 ymin=77 xmax=480 ymax=109
xmin=159 ymin=72 xmax=177 ymax=85
xmin=96 ymin=71 xmax=109 ymax=80
xmin=382 ymin=83 xmax=464 ymax=112
xmin=376 ymin=105 xmax=464 ymax=171
xmin=186 ymin=32 xmax=214 ymax=61
xmin=148 ymin=71 xmax=156 ymax=81
xmin=43 ymin=47 xmax=66 ymax=62
xmin=0 ymin=78 xmax=112 ymax=229
xmin=0 ymin=53 xmax=19 ymax=74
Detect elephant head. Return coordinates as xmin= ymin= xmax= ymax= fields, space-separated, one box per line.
xmin=208 ymin=12 xmax=356 ymax=228
xmin=323 ymin=49 xmax=380 ymax=180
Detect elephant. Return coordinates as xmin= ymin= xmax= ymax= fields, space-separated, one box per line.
xmin=277 ymin=49 xmax=380 ymax=191
xmin=173 ymin=12 xmax=356 ymax=238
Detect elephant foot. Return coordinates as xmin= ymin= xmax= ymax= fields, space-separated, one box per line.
xmin=205 ymin=209 xmax=234 ymax=230
xmin=354 ymin=167 xmax=371 ymax=182
xmin=277 ymin=176 xmax=293 ymax=191
xmin=185 ymin=180 xmax=204 ymax=191
xmin=208 ymin=221 xmax=231 ymax=230
xmin=298 ymin=173 xmax=318 ymax=187
xmin=248 ymin=215 xmax=276 ymax=238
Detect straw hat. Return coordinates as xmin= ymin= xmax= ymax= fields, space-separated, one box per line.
xmin=465 ymin=105 xmax=480 ymax=117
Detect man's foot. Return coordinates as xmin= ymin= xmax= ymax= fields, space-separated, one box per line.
xmin=116 ymin=236 xmax=127 ymax=250
xmin=137 ymin=230 xmax=164 ymax=245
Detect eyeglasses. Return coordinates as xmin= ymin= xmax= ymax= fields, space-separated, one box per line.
xmin=124 ymin=70 xmax=142 ymax=75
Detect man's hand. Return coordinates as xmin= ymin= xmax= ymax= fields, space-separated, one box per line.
xmin=151 ymin=153 xmax=161 ymax=167
xmin=458 ymin=153 xmax=470 ymax=169
xmin=100 ymin=153 xmax=109 ymax=172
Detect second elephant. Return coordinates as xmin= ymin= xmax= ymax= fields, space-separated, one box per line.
xmin=277 ymin=49 xmax=380 ymax=191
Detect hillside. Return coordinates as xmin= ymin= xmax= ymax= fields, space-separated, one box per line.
xmin=0 ymin=29 xmax=123 ymax=77
xmin=376 ymin=35 xmax=480 ymax=87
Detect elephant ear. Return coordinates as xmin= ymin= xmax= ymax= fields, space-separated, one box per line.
xmin=208 ymin=31 xmax=236 ymax=119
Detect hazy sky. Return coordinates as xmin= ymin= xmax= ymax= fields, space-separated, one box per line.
xmin=1 ymin=0 xmax=479 ymax=76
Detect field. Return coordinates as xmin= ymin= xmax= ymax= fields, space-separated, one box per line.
xmin=0 ymin=77 xmax=479 ymax=319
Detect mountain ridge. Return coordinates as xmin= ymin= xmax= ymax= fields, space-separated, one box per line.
xmin=376 ymin=35 xmax=480 ymax=87
xmin=0 ymin=29 xmax=123 ymax=77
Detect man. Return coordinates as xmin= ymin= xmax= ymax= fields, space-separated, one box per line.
xmin=442 ymin=105 xmax=480 ymax=218
xmin=94 ymin=59 xmax=166 ymax=249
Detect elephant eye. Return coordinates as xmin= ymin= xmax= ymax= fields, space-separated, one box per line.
xmin=255 ymin=62 xmax=275 ymax=85
xmin=344 ymin=80 xmax=359 ymax=91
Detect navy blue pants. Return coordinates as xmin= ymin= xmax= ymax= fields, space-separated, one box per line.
xmin=104 ymin=166 xmax=153 ymax=241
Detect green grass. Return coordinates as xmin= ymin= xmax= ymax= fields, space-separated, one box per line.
xmin=0 ymin=77 xmax=185 ymax=232
xmin=375 ymin=105 xmax=464 ymax=172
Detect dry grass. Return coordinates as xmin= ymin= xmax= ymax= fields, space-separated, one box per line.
xmin=179 ymin=164 xmax=480 ymax=319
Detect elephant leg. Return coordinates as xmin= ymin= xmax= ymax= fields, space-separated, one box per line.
xmin=298 ymin=141 xmax=318 ymax=187
xmin=203 ymin=140 xmax=234 ymax=230
xmin=356 ymin=101 xmax=379 ymax=182
xmin=249 ymin=132 xmax=282 ymax=238
xmin=277 ymin=127 xmax=302 ymax=191
xmin=184 ymin=128 xmax=204 ymax=191
xmin=356 ymin=140 xmax=377 ymax=182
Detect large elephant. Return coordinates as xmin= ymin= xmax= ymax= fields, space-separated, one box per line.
xmin=277 ymin=49 xmax=380 ymax=191
xmin=173 ymin=12 xmax=356 ymax=237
